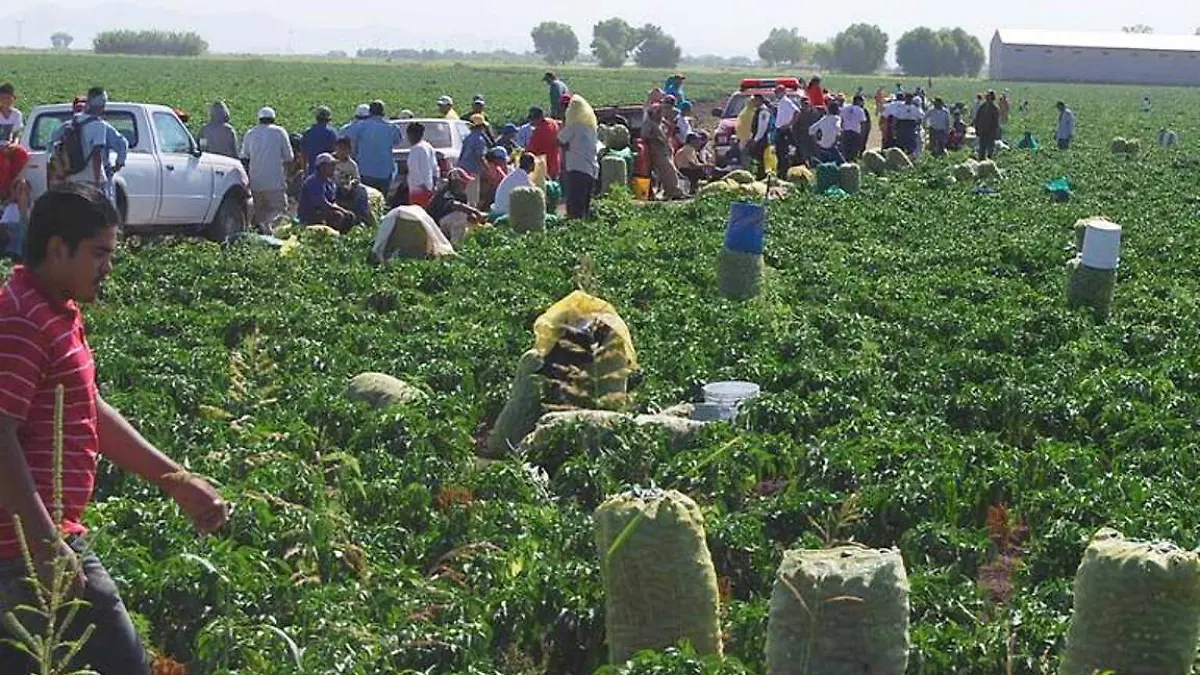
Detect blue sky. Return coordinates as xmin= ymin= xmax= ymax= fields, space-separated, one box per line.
xmin=3 ymin=0 xmax=1196 ymax=57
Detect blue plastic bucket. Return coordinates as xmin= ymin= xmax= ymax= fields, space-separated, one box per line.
xmin=724 ymin=202 xmax=765 ymax=255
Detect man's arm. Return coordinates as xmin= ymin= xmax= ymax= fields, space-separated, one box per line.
xmin=0 ymin=416 xmax=58 ymax=550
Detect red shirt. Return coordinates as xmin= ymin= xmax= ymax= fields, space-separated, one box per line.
xmin=0 ymin=144 xmax=28 ymax=199
xmin=0 ymin=266 xmax=100 ymax=560
xmin=806 ymin=84 xmax=827 ymax=109
xmin=527 ymin=119 xmax=562 ymax=178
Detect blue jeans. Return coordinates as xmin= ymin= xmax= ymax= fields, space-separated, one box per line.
xmin=2 ymin=217 xmax=23 ymax=260
xmin=817 ymin=145 xmax=845 ymax=165
xmin=0 ymin=537 xmax=148 ymax=675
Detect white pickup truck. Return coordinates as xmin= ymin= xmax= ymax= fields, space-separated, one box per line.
xmin=20 ymin=103 xmax=251 ymax=240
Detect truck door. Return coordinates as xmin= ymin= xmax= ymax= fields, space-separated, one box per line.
xmin=152 ymin=111 xmax=213 ymax=224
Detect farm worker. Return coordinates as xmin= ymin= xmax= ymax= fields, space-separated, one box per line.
xmin=747 ymin=94 xmax=772 ymax=180
xmin=457 ymin=115 xmax=490 ymax=206
xmin=971 ymin=93 xmax=984 ymax=120
xmin=544 ymin=71 xmax=570 ymax=119
xmin=771 ymin=84 xmax=800 ymax=178
xmin=0 ymin=83 xmax=23 ymax=143
xmin=437 ymin=95 xmax=459 ymax=121
xmin=340 ymin=103 xmax=370 ymax=136
xmin=892 ymin=94 xmax=924 ymax=158
xmin=1141 ymin=96 xmax=1152 ymax=113
xmin=674 ymin=101 xmax=695 ymax=146
xmin=397 ymin=109 xmax=415 ymax=120
xmin=344 ymin=100 xmax=403 ymax=196
xmin=0 ymin=183 xmax=229 ymax=675
xmin=805 ymin=76 xmax=826 ymax=110
xmin=1055 ymin=101 xmax=1076 ymax=150
xmin=998 ymin=92 xmax=1011 ymax=129
xmin=558 ymin=94 xmax=600 ymax=220
xmin=301 ymin=106 xmax=338 ymax=174
xmin=794 ymin=97 xmax=821 ymax=166
xmin=675 ymin=132 xmax=716 ymax=193
xmin=516 ymin=118 xmax=535 ymax=150
xmin=642 ymin=105 xmax=686 ymax=199
xmin=1158 ymin=128 xmax=1179 ymax=148
xmin=973 ymin=91 xmax=1001 ymax=160
xmin=493 ymin=152 xmax=535 ymax=218
xmin=874 ymin=86 xmax=886 ymax=116
xmin=808 ymin=100 xmax=844 ymax=165
xmin=331 ymin=137 xmax=373 ymax=226
xmin=406 ymin=122 xmax=438 ymax=208
xmin=924 ymin=98 xmax=952 ymax=158
xmin=497 ymin=123 xmax=522 ymax=155
xmin=240 ymin=106 xmax=293 ymax=231
xmin=525 ymin=106 xmax=562 ymax=180
xmin=49 ymin=87 xmax=129 ymax=206
xmin=1017 ymin=131 xmax=1039 ymax=150
xmin=0 ymin=143 xmax=29 ymax=260
xmin=298 ymin=153 xmax=355 ymax=232
xmin=428 ymin=167 xmax=485 ymax=242
xmin=477 ymin=146 xmax=510 ymax=213
xmin=839 ymin=95 xmax=868 ymax=162
xmin=469 ymin=96 xmax=496 ymax=145
xmin=198 ymin=100 xmax=238 ymax=158
xmin=947 ymin=110 xmax=967 ymax=151
xmin=663 ymin=73 xmax=687 ymax=104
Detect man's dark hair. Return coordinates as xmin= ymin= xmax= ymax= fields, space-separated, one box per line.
xmin=26 ymin=183 xmax=119 ymax=267
xmin=519 ymin=153 xmax=536 ymax=171
xmin=334 ymin=136 xmax=352 ymax=148
xmin=544 ymin=72 xmax=556 ymax=81
xmin=0 ymin=83 xmax=13 ymax=96
xmin=828 ymin=101 xmax=841 ymax=115
xmin=86 ymin=86 xmax=105 ymax=100
xmin=369 ymin=100 xmax=385 ymax=117
xmin=528 ymin=107 xmax=544 ymax=120
xmin=406 ymin=122 xmax=425 ymax=140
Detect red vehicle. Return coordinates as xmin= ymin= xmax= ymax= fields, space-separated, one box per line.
xmin=711 ymin=78 xmax=805 ymax=167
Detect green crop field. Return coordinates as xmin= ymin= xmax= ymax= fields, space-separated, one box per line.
xmin=4 ymin=52 xmax=1200 ymax=674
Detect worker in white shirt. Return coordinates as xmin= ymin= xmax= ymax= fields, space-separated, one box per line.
xmin=747 ymin=95 xmax=773 ymax=179
xmin=838 ymin=95 xmax=868 ymax=162
xmin=241 ymin=106 xmax=295 ymax=232
xmin=808 ymin=101 xmax=844 ymax=165
xmin=924 ymin=98 xmax=953 ymax=157
xmin=405 ymin=122 xmax=439 ymax=208
xmin=772 ymin=85 xmax=800 ymax=177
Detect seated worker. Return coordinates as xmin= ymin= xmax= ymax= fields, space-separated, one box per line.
xmin=674 ymin=132 xmax=713 ymax=193
xmin=298 ymin=153 xmax=356 ymax=232
xmin=478 ymin=147 xmax=511 ymax=213
xmin=427 ymin=168 xmax=486 ymax=242
xmin=0 ymin=141 xmax=29 ymax=259
xmin=493 ymin=153 xmax=535 ymax=218
xmin=331 ymin=137 xmax=374 ymax=226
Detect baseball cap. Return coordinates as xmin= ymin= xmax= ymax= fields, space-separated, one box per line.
xmin=473 ymin=95 xmax=486 ymax=105
xmin=314 ymin=152 xmax=335 ymax=167
xmin=354 ymin=104 xmax=370 ymax=119
xmin=437 ymin=95 xmax=454 ymax=106
xmin=487 ymin=146 xmax=508 ymax=161
xmin=315 ymin=105 xmax=332 ymax=121
xmin=257 ymin=106 xmax=276 ymax=120
xmin=501 ymin=123 xmax=519 ymax=135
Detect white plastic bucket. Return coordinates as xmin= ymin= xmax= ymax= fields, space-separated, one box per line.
xmin=703 ymin=381 xmax=761 ymax=405
xmin=1081 ymin=219 xmax=1121 ymax=270
xmin=691 ymin=402 xmax=737 ymax=422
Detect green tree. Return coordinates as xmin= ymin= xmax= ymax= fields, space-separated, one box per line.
xmin=896 ymin=27 xmax=985 ymax=77
xmin=633 ymin=24 xmax=681 ymax=69
xmin=758 ymin=28 xmax=811 ymax=67
xmin=591 ymin=17 xmax=636 ymax=68
xmin=531 ymin=21 xmax=579 ymax=65
xmin=93 ymin=30 xmax=208 ymax=56
xmin=830 ymin=23 xmax=888 ymax=74
xmin=811 ymin=42 xmax=835 ymax=70
xmin=50 ymin=32 xmax=73 ymax=50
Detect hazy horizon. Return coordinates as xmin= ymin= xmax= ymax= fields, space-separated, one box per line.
xmin=2 ymin=0 xmax=1195 ymax=59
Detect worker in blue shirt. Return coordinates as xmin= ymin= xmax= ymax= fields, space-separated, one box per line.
xmin=343 ymin=100 xmax=402 ymax=195
xmin=50 ymin=87 xmax=129 ymax=205
xmin=300 ymin=106 xmax=338 ymax=174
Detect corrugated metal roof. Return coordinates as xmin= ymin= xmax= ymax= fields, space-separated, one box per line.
xmin=994 ymin=29 xmax=1200 ymax=53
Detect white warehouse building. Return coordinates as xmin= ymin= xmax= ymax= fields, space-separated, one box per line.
xmin=990 ymin=29 xmax=1200 ymax=86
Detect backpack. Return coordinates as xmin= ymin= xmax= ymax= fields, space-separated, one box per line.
xmin=48 ymin=116 xmax=97 ymax=180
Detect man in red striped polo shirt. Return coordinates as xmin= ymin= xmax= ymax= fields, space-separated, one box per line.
xmin=0 ymin=183 xmax=228 ymax=674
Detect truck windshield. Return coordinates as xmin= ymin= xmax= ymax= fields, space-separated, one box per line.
xmin=393 ymin=121 xmax=455 ymax=149
xmin=722 ymin=93 xmax=804 ymax=119
xmin=27 ymin=111 xmax=139 ymax=151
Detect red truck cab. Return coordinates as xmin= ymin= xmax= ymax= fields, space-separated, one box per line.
xmin=711 ymin=77 xmax=805 ymax=167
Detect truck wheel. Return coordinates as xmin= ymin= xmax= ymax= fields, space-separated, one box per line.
xmin=207 ymin=193 xmax=248 ymax=242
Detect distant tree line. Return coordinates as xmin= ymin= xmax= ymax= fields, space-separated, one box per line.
xmin=895 ymin=27 xmax=985 ymax=77
xmin=758 ymin=24 xmax=890 ymax=74
xmin=93 ymin=30 xmax=208 ymax=56
xmin=355 ymin=47 xmax=541 ymax=64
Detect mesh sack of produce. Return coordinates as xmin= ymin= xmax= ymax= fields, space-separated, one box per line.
xmin=1111 ymin=137 xmax=1128 ymax=154
xmin=364 ymin=185 xmax=386 ymax=225
xmin=509 ymin=186 xmax=547 ymax=233
xmin=1125 ymin=138 xmax=1142 ymax=157
xmin=517 ymin=410 xmax=704 ymax=454
xmin=885 ymin=147 xmax=913 ymax=171
xmin=953 ymin=160 xmax=978 ymax=183
xmin=767 ymin=547 xmax=910 ymax=675
xmin=370 ymin=206 xmax=455 ymax=262
xmin=608 ymin=125 xmax=632 ymax=151
xmin=838 ymin=163 xmax=862 ymax=194
xmin=597 ymin=125 xmax=612 ymax=148
xmin=786 ymin=165 xmax=813 ymax=187
xmin=726 ymin=169 xmax=756 ymax=185
xmin=862 ymin=150 xmax=888 ymax=176
xmin=484 ymin=349 xmax=547 ymax=458
xmin=600 ymin=155 xmax=630 ymax=195
xmin=1060 ymin=528 xmax=1200 ymax=675
xmin=814 ymin=162 xmax=841 ymax=194
xmin=717 ymin=247 xmax=763 ymax=301
xmin=533 ymin=290 xmax=637 ymax=411
xmin=975 ymin=160 xmax=1001 ymax=181
xmin=1066 ymin=256 xmax=1117 ymax=320
xmin=565 ymin=95 xmax=598 ymax=130
xmin=595 ymin=488 xmax=723 ymax=664
xmin=347 ymin=372 xmax=425 ymax=408
xmin=544 ymin=180 xmax=563 ymax=213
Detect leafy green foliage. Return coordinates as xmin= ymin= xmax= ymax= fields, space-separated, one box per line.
xmin=530 ymin=22 xmax=580 ymax=66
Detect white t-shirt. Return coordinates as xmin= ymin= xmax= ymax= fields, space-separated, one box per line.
xmin=240 ymin=124 xmax=294 ymax=192
xmin=407 ymin=140 xmax=438 ymax=192
xmin=0 ymin=108 xmax=22 ymax=142
xmin=492 ymin=169 xmax=531 ymax=215
xmin=774 ymin=97 xmax=800 ymax=129
xmin=809 ymin=115 xmax=841 ymax=149
xmin=839 ymin=105 xmax=866 ymax=134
